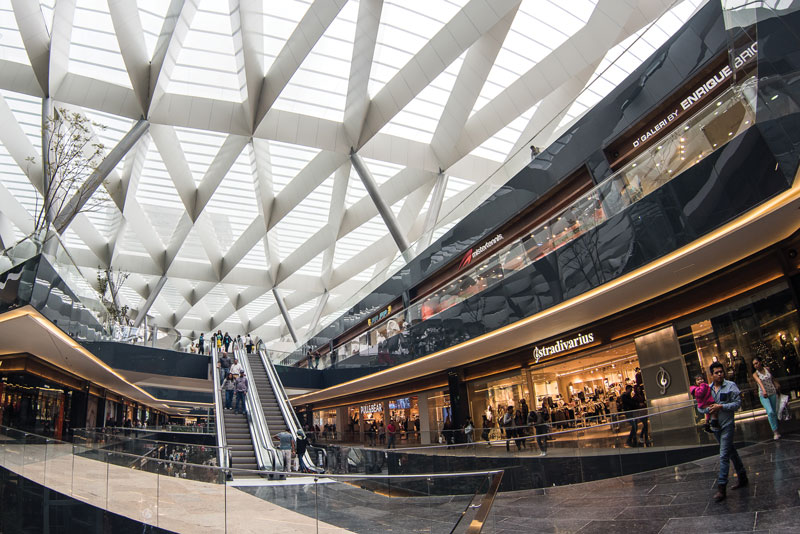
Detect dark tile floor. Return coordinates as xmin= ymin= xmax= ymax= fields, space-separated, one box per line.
xmin=489 ymin=433 xmax=800 ymax=533
xmin=238 ymin=433 xmax=800 ymax=533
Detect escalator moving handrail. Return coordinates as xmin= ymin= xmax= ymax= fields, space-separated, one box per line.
xmin=234 ymin=340 xmax=276 ymax=471
xmin=210 ymin=344 xmax=229 ymax=469
xmin=259 ymin=347 xmax=314 ymax=468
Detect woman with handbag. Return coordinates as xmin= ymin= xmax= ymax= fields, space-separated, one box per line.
xmin=752 ymin=355 xmax=781 ymax=440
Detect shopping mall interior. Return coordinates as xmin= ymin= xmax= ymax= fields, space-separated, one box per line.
xmin=1 ymin=0 xmax=800 ymax=532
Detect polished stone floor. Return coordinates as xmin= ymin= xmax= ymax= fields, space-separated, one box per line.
xmin=240 ymin=432 xmax=800 ymax=533
xmin=486 ymin=431 xmax=800 ymax=533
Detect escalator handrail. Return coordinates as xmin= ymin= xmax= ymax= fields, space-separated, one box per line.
xmin=210 ymin=345 xmax=230 ymax=469
xmin=234 ymin=340 xmax=277 ymax=471
xmin=258 ymin=346 xmax=313 ymax=468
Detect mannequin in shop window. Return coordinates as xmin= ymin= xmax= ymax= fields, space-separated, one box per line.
xmin=779 ymin=333 xmax=800 ymax=377
xmin=730 ymin=349 xmax=750 ymax=388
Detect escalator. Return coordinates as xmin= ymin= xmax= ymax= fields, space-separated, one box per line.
xmin=244 ymin=352 xmax=290 ymax=437
xmin=212 ymin=345 xmax=275 ymax=477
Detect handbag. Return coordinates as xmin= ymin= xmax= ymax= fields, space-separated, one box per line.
xmin=778 ymin=394 xmax=792 ymax=421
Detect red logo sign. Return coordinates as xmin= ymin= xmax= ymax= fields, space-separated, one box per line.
xmin=458 ymin=249 xmax=473 ymax=270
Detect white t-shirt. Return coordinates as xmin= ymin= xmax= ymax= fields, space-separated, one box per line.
xmin=229 ymin=363 xmax=244 ymax=376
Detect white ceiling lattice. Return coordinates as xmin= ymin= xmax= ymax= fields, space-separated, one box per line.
xmin=0 ymin=0 xmax=705 ymax=347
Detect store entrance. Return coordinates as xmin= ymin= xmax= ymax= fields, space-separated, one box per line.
xmin=530 ymin=341 xmax=640 ymax=428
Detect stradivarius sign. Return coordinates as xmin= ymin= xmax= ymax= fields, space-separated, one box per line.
xmin=533 ymin=333 xmax=595 ymax=363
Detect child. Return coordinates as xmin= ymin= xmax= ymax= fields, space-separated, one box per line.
xmin=690 ymin=374 xmax=718 ymax=433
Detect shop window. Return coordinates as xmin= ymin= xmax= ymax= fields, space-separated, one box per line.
xmin=678 ymin=285 xmax=800 ymax=411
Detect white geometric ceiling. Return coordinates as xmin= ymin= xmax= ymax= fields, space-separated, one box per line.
xmin=0 ymin=0 xmax=705 ymax=347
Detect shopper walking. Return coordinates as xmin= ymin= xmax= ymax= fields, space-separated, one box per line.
xmin=386 ymin=419 xmax=398 ymax=449
xmin=246 ymin=333 xmax=254 ymax=354
xmin=296 ymin=430 xmax=310 ymax=472
xmin=621 ymin=385 xmax=639 ymax=447
xmin=752 ymin=355 xmax=781 ymax=440
xmin=234 ymin=371 xmax=248 ymax=415
xmin=273 ymin=430 xmax=295 ymax=476
xmin=223 ymin=332 xmax=232 ymax=353
xmin=531 ymin=406 xmax=549 ymax=456
xmin=198 ymin=333 xmax=205 ymax=355
xmin=502 ymin=405 xmax=514 ymax=452
xmin=699 ymin=361 xmax=748 ymax=502
xmin=222 ymin=373 xmax=235 ymax=410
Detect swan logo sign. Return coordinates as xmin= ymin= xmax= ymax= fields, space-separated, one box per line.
xmin=458 ymin=234 xmax=504 ymax=270
xmin=533 ymin=333 xmax=595 ymax=363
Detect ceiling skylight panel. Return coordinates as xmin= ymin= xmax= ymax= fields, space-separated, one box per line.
xmin=294 ymin=251 xmax=323 ymax=277
xmin=333 ymin=213 xmax=389 ymax=268
xmin=82 ymin=109 xmax=137 ymax=160
xmin=168 ymin=2 xmax=243 ymax=102
xmin=137 ymin=143 xmax=185 ymax=211
xmin=0 ymin=145 xmax=39 ymax=218
xmin=174 ymin=127 xmax=228 ymax=186
xmin=207 ymin=193 xmax=259 ymax=257
xmin=261 ymin=0 xmax=312 ymax=73
xmin=380 ymin=52 xmax=464 ymax=144
xmin=201 ymin=285 xmax=231 ymax=315
xmin=2 ymin=90 xmax=41 ymax=152
xmin=289 ymin=299 xmax=315 ymax=321
xmin=469 ymin=105 xmax=535 ymax=162
xmin=267 ymin=141 xmax=321 ymax=196
xmin=171 ymin=228 xmax=207 ymax=264
xmin=0 ymin=0 xmax=29 ymax=65
xmin=368 ymin=0 xmax=466 ymax=97
xmin=272 ymin=0 xmax=356 ymax=122
xmin=138 ymin=0 xmax=170 ymax=60
xmin=564 ymin=0 xmax=706 ymax=131
xmin=82 ymin=204 xmax=120 ymax=238
xmin=116 ymin=227 xmax=151 ymax=258
xmin=237 ymin=240 xmax=268 ymax=270
xmin=242 ymin=291 xmax=276 ymax=323
xmin=270 ymin=172 xmax=334 ymax=259
xmin=39 ymin=0 xmax=54 ymax=36
xmin=157 ymin=279 xmax=186 ymax=311
xmin=69 ymin=1 xmax=132 ymax=88
xmin=471 ymin=0 xmax=593 ymax=117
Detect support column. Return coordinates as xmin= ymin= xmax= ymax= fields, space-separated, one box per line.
xmin=418 ymin=171 xmax=448 ymax=251
xmin=447 ymin=368 xmax=470 ymax=443
xmin=54 ymin=119 xmax=149 ymax=233
xmin=349 ymin=150 xmax=412 ymax=261
xmin=272 ymin=287 xmax=298 ymax=343
xmin=418 ymin=392 xmax=430 ymax=444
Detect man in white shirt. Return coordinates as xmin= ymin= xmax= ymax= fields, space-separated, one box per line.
xmin=229 ymin=358 xmax=244 ymax=377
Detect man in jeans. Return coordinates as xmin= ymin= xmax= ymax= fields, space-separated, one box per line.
xmin=234 ymin=371 xmax=248 ymax=415
xmin=218 ymin=353 xmax=232 ymax=385
xmin=621 ymin=385 xmax=639 ymax=447
xmin=699 ymin=361 xmax=748 ymax=502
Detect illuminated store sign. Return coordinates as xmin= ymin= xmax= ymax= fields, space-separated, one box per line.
xmin=367 ymin=305 xmax=392 ymax=326
xmin=631 ymin=42 xmax=757 ymax=150
xmin=459 ymin=234 xmax=504 ymax=269
xmin=533 ymin=333 xmax=595 ymax=363
xmin=360 ymin=403 xmax=383 ymax=414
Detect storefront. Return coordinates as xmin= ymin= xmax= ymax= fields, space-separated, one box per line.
xmin=468 ymin=370 xmax=530 ymax=428
xmin=677 ymin=282 xmax=800 ymax=411
xmin=388 ymin=395 xmax=420 ymax=443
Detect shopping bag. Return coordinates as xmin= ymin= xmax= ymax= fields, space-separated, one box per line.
xmin=778 ymin=394 xmax=792 ymax=421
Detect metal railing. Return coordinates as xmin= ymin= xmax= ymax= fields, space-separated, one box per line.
xmin=232 ymin=340 xmax=277 ymax=471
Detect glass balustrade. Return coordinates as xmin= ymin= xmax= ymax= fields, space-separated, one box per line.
xmin=296 ymin=80 xmax=758 ymax=370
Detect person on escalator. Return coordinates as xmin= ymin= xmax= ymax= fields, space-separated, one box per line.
xmin=222 ymin=373 xmax=235 ymax=410
xmin=223 ymin=332 xmax=232 ymax=353
xmin=295 ymin=430 xmax=310 ymax=472
xmin=218 ymin=353 xmax=232 ymax=385
xmin=273 ymin=430 xmax=295 ymax=477
xmin=234 ymin=371 xmax=248 ymax=415
xmin=229 ymin=358 xmax=243 ymax=378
